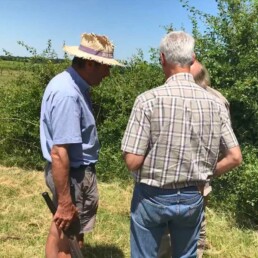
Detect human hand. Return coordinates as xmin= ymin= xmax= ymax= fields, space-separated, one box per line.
xmin=53 ymin=202 xmax=78 ymax=231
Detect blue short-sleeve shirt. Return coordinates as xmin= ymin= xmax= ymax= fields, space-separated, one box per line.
xmin=40 ymin=66 xmax=100 ymax=167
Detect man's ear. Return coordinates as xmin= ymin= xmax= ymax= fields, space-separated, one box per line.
xmin=160 ymin=52 xmax=166 ymax=66
xmin=190 ymin=53 xmax=196 ymax=65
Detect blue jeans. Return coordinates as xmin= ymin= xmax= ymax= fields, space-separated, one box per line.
xmin=130 ymin=183 xmax=204 ymax=258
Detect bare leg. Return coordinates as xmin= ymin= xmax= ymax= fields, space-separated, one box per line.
xmin=76 ymin=233 xmax=84 ymax=249
xmin=45 ymin=221 xmax=71 ymax=258
xmin=197 ymin=215 xmax=206 ymax=258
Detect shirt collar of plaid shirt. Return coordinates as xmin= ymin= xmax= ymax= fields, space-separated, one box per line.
xmin=165 ymin=72 xmax=195 ymax=85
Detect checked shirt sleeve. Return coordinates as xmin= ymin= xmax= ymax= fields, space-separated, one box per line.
xmin=121 ymin=95 xmax=151 ymax=155
xmin=220 ymin=104 xmax=239 ymax=150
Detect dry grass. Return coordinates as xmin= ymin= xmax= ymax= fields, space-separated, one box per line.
xmin=0 ymin=166 xmax=49 ymax=258
xmin=204 ymin=208 xmax=258 ymax=258
xmin=0 ymin=166 xmax=257 ymax=258
xmin=0 ymin=166 xmax=132 ymax=258
xmin=0 ymin=69 xmax=21 ymax=87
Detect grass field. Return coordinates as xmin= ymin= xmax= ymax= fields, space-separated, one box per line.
xmin=0 ymin=62 xmax=23 ymax=88
xmin=0 ymin=60 xmax=257 ymax=257
xmin=0 ymin=60 xmax=28 ymax=70
xmin=0 ymin=166 xmax=258 ymax=258
xmin=0 ymin=69 xmax=20 ymax=87
xmin=0 ymin=166 xmax=132 ymax=258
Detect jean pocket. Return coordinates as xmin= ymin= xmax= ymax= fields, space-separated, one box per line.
xmin=135 ymin=198 xmax=165 ymax=227
xmin=181 ymin=194 xmax=203 ymax=223
xmin=180 ymin=192 xmax=202 ymax=205
xmin=131 ymin=189 xmax=165 ymax=227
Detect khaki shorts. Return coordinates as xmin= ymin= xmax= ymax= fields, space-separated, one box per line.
xmin=45 ymin=163 xmax=99 ymax=234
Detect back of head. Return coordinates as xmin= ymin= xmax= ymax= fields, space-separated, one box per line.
xmin=160 ymin=31 xmax=195 ymax=67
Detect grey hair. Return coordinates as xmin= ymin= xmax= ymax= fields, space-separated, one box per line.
xmin=160 ymin=31 xmax=195 ymax=66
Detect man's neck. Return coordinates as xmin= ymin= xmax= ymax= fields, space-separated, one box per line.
xmin=72 ymin=65 xmax=92 ymax=86
xmin=164 ymin=65 xmax=191 ymax=80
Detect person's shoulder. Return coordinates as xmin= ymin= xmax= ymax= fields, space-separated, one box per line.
xmin=205 ymin=88 xmax=229 ymax=116
xmin=45 ymin=70 xmax=78 ymax=99
xmin=136 ymin=83 xmax=166 ymax=103
xmin=48 ymin=70 xmax=71 ymax=87
xmin=206 ymin=86 xmax=229 ymax=106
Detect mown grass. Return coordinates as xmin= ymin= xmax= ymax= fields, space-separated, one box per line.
xmin=0 ymin=166 xmax=258 ymax=258
xmin=0 ymin=60 xmax=31 ymax=88
xmin=0 ymin=69 xmax=21 ymax=88
xmin=0 ymin=166 xmax=132 ymax=258
xmin=0 ymin=60 xmax=28 ymax=70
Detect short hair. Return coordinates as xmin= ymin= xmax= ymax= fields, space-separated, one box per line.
xmin=194 ymin=65 xmax=211 ymax=88
xmin=72 ymin=56 xmax=87 ymax=69
xmin=72 ymin=56 xmax=103 ymax=69
xmin=72 ymin=56 xmax=90 ymax=69
xmin=160 ymin=31 xmax=195 ymax=66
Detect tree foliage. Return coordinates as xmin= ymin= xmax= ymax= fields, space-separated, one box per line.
xmin=0 ymin=40 xmax=69 ymax=169
xmin=180 ymin=0 xmax=258 ymax=224
xmin=0 ymin=0 xmax=257 ymax=221
xmin=92 ymin=51 xmax=164 ymax=180
xmin=181 ymin=0 xmax=258 ymax=145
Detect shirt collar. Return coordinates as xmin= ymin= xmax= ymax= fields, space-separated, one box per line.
xmin=165 ymin=73 xmax=195 ymax=84
xmin=66 ymin=66 xmax=90 ymax=95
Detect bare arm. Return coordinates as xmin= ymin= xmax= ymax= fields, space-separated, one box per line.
xmin=123 ymin=152 xmax=145 ymax=171
xmin=51 ymin=144 xmax=77 ymax=230
xmin=215 ymin=146 xmax=242 ymax=177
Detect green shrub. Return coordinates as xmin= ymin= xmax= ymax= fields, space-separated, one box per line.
xmin=0 ymin=0 xmax=258 ymax=226
xmin=92 ymin=53 xmax=164 ymax=181
xmin=210 ymin=145 xmax=258 ymax=225
xmin=0 ymin=46 xmax=164 ymax=180
xmin=178 ymin=0 xmax=258 ymax=224
xmin=0 ymin=41 xmax=69 ymax=169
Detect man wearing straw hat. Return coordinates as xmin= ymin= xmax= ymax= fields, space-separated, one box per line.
xmin=40 ymin=33 xmax=123 ymax=257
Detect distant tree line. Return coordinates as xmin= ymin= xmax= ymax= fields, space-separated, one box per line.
xmin=0 ymin=55 xmax=65 ymax=63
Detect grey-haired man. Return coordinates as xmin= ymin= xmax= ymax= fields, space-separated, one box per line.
xmin=121 ymin=31 xmax=242 ymax=258
xmin=158 ymin=60 xmax=232 ymax=258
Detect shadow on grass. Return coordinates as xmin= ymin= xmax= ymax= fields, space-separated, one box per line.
xmin=82 ymin=244 xmax=125 ymax=258
xmin=234 ymin=211 xmax=258 ymax=230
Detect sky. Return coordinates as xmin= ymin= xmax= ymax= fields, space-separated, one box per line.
xmin=0 ymin=0 xmax=218 ymax=61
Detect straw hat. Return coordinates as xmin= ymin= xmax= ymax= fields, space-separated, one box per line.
xmin=63 ymin=33 xmax=124 ymax=66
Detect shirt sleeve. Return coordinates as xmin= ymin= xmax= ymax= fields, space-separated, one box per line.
xmin=121 ymin=96 xmax=150 ymax=155
xmin=220 ymin=104 xmax=239 ymax=150
xmin=51 ymin=96 xmax=82 ymax=145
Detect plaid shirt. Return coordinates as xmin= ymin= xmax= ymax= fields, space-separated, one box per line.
xmin=121 ymin=73 xmax=239 ymax=188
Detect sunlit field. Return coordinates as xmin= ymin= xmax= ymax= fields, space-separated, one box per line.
xmin=0 ymin=166 xmax=258 ymax=258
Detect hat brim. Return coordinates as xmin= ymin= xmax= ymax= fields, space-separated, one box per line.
xmin=63 ymin=46 xmax=124 ymax=67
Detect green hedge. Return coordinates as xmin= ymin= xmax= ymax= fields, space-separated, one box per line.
xmin=210 ymin=145 xmax=258 ymax=225
xmin=1 ymin=0 xmax=258 ymax=223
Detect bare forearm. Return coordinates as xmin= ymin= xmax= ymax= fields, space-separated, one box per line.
xmin=50 ymin=145 xmax=77 ymax=229
xmin=215 ymin=146 xmax=242 ymax=177
xmin=123 ymin=152 xmax=145 ymax=171
xmin=51 ymin=145 xmax=72 ymax=205
xmin=215 ymin=157 xmax=237 ymax=177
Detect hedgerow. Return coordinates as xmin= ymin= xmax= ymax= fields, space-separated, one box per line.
xmin=0 ymin=0 xmax=257 ymax=224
